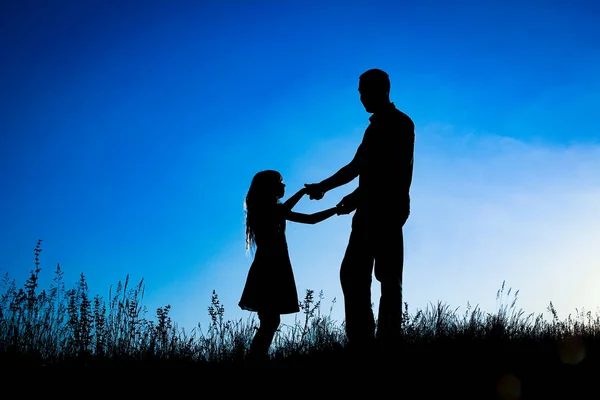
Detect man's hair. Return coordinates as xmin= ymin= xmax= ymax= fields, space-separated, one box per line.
xmin=359 ymin=68 xmax=390 ymax=93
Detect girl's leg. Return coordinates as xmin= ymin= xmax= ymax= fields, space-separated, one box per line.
xmin=248 ymin=312 xmax=280 ymax=359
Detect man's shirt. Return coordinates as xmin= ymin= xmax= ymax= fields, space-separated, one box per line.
xmin=353 ymin=102 xmax=415 ymax=226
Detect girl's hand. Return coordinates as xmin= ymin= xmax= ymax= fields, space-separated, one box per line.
xmin=336 ymin=202 xmax=354 ymax=215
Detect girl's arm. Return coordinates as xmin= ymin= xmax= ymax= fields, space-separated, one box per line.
xmin=281 ymin=188 xmax=306 ymax=211
xmin=285 ymin=207 xmax=338 ymax=225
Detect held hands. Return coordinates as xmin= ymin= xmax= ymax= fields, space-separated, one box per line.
xmin=303 ymin=182 xmax=354 ymax=215
xmin=335 ymin=195 xmax=356 ymax=215
xmin=335 ymin=195 xmax=355 ymax=215
xmin=304 ymin=183 xmax=325 ymax=200
xmin=335 ymin=203 xmax=353 ymax=215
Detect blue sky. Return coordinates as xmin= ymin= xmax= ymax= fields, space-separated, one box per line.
xmin=1 ymin=0 xmax=599 ymax=333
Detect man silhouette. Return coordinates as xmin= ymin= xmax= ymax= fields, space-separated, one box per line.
xmin=305 ymin=68 xmax=415 ymax=353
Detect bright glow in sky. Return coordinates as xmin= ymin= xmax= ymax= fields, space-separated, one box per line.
xmin=1 ymin=0 xmax=599 ymax=333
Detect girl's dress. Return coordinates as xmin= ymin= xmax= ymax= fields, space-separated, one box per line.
xmin=239 ymin=204 xmax=300 ymax=315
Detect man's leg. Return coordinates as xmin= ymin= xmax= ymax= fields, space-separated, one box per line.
xmin=374 ymin=227 xmax=404 ymax=347
xmin=340 ymin=226 xmax=375 ymax=351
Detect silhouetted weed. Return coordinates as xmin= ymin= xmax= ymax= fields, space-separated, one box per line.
xmin=1 ymin=241 xmax=597 ymax=397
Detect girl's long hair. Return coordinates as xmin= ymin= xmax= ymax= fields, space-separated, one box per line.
xmin=244 ymin=170 xmax=284 ymax=251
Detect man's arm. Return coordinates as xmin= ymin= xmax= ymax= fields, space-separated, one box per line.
xmin=305 ymin=143 xmax=363 ymax=197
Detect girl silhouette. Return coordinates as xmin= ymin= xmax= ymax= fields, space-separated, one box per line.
xmin=239 ymin=169 xmax=339 ymax=361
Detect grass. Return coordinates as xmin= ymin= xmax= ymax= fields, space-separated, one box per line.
xmin=2 ymin=240 xmax=599 ymax=398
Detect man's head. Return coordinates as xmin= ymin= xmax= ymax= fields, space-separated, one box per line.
xmin=358 ymin=68 xmax=391 ymax=113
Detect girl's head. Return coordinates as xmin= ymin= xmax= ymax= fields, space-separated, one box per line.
xmin=246 ymin=169 xmax=285 ymax=203
xmin=244 ymin=170 xmax=286 ymax=250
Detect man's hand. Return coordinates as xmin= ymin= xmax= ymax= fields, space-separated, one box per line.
xmin=336 ymin=195 xmax=356 ymax=215
xmin=304 ymin=183 xmax=325 ymax=200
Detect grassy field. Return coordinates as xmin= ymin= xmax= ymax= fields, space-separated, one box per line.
xmin=1 ymin=240 xmax=597 ymax=398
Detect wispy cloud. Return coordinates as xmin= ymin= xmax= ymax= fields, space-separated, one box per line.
xmin=406 ymin=124 xmax=600 ymax=319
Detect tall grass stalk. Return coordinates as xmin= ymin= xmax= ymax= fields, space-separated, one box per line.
xmin=2 ymin=241 xmax=599 ymax=369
